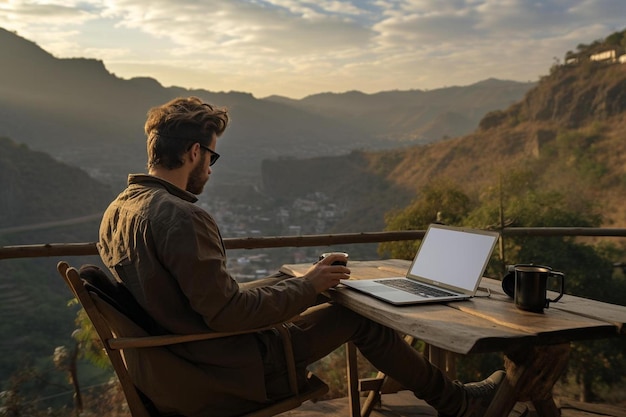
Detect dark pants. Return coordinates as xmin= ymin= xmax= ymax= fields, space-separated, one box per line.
xmin=258 ymin=301 xmax=464 ymax=415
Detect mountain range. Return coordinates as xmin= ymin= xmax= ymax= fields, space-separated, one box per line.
xmin=3 ymin=26 xmax=626 ymax=235
xmin=0 ymin=27 xmax=533 ymax=192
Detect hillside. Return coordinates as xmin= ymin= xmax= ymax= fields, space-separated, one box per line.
xmin=262 ymin=35 xmax=626 ymax=232
xmin=0 ymin=137 xmax=114 ymax=229
xmin=0 ymin=137 xmax=113 ymax=384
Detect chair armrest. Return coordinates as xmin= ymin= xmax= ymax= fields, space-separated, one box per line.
xmin=108 ymin=324 xmax=281 ymax=349
xmin=109 ymin=322 xmax=303 ymax=396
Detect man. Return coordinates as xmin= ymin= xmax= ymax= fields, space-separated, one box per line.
xmin=98 ymin=96 xmax=505 ymax=417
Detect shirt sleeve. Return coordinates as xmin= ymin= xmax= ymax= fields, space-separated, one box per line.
xmin=158 ymin=207 xmax=318 ymax=332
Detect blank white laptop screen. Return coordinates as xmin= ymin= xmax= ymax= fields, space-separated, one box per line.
xmin=339 ymin=224 xmax=500 ymax=305
xmin=407 ymin=225 xmax=498 ymax=293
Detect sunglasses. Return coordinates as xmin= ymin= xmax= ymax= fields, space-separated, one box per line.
xmin=156 ymin=132 xmax=221 ymax=166
xmin=198 ymin=144 xmax=220 ymax=166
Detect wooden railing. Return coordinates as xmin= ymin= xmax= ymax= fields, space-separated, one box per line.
xmin=2 ymin=227 xmax=626 ymax=260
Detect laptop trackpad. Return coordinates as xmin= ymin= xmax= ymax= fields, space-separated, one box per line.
xmin=341 ymin=279 xmax=407 ymax=293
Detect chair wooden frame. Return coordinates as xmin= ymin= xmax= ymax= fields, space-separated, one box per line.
xmin=57 ymin=261 xmax=328 ymax=417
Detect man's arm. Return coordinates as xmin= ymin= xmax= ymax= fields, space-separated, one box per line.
xmin=239 ymin=272 xmax=290 ymax=290
xmin=158 ymin=209 xmax=328 ymax=331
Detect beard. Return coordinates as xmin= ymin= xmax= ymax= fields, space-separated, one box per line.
xmin=186 ymin=152 xmax=208 ymax=195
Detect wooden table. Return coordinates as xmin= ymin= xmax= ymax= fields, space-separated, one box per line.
xmin=280 ymin=259 xmax=626 ymax=417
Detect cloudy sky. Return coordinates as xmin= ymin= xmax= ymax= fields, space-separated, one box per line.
xmin=2 ymin=0 xmax=625 ymax=98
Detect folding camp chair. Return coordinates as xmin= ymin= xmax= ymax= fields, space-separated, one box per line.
xmin=57 ymin=261 xmax=328 ymax=417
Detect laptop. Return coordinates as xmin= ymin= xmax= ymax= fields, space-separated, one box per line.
xmin=340 ymin=224 xmax=500 ymax=305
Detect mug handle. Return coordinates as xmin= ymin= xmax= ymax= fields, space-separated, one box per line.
xmin=547 ymin=271 xmax=565 ymax=303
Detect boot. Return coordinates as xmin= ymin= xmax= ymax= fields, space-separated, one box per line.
xmin=439 ymin=370 xmax=506 ymax=417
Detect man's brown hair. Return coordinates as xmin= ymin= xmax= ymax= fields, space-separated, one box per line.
xmin=145 ymin=96 xmax=229 ymax=169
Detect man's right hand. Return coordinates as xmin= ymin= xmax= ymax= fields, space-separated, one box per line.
xmin=303 ymin=253 xmax=350 ymax=293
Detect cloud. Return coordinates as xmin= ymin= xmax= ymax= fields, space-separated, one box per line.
xmin=2 ymin=0 xmax=626 ymax=97
xmin=1 ymin=1 xmax=101 ymax=30
xmin=373 ymin=0 xmax=626 ymax=45
xmin=103 ymin=0 xmax=374 ymax=55
xmin=0 ymin=0 xmax=103 ymax=59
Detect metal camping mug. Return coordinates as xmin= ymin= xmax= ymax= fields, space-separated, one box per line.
xmin=514 ymin=265 xmax=565 ymax=312
xmin=318 ymin=252 xmax=349 ymax=266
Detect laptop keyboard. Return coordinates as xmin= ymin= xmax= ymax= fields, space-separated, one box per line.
xmin=374 ymin=279 xmax=456 ymax=298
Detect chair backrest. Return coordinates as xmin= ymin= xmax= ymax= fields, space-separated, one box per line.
xmin=57 ymin=262 xmax=221 ymax=417
xmin=77 ymin=264 xmax=166 ymax=335
xmin=57 ymin=261 xmax=154 ymax=417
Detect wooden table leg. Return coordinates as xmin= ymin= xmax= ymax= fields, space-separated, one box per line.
xmin=355 ymin=336 xmax=424 ymax=417
xmin=427 ymin=344 xmax=457 ymax=380
xmin=346 ymin=338 xmax=460 ymax=417
xmin=359 ymin=335 xmax=415 ymax=417
xmin=346 ymin=342 xmax=360 ymax=417
xmin=484 ymin=343 xmax=570 ymax=417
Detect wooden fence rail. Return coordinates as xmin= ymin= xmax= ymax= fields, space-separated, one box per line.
xmin=2 ymin=227 xmax=626 ymax=260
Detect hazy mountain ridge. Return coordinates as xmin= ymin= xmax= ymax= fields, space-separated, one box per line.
xmin=0 ymin=27 xmax=532 ymax=191
xmin=0 ymin=28 xmax=377 ymax=190
xmin=264 ymin=78 xmax=535 ymax=143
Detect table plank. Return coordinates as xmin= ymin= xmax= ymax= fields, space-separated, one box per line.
xmin=281 ymin=260 xmax=625 ymax=352
xmin=282 ymin=262 xmax=532 ymax=354
xmin=327 ymin=286 xmax=531 ymax=354
xmin=479 ymin=277 xmax=626 ymax=336
xmin=547 ymin=296 xmax=626 ymax=335
xmin=450 ymin=295 xmax=617 ymax=345
xmin=289 ymin=260 xmax=625 ymax=337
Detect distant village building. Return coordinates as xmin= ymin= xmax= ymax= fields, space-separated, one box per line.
xmin=566 ymin=48 xmax=626 ymax=66
xmin=590 ymin=50 xmax=617 ymax=63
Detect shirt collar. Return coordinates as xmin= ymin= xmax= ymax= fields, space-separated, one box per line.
xmin=128 ymin=174 xmax=198 ymax=203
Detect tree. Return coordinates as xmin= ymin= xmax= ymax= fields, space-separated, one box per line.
xmin=378 ymin=178 xmax=473 ymax=259
xmin=605 ymin=29 xmax=626 ymax=47
xmin=380 ymin=170 xmax=626 ymax=401
xmin=52 ymin=344 xmax=82 ymax=415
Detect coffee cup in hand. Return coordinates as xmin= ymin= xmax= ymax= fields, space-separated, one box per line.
xmin=319 ymin=252 xmax=349 ymax=266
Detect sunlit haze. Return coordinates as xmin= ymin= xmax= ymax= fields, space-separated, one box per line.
xmin=2 ymin=0 xmax=625 ymax=98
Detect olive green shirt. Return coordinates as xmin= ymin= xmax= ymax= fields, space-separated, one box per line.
xmin=98 ymin=174 xmax=318 ymax=413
